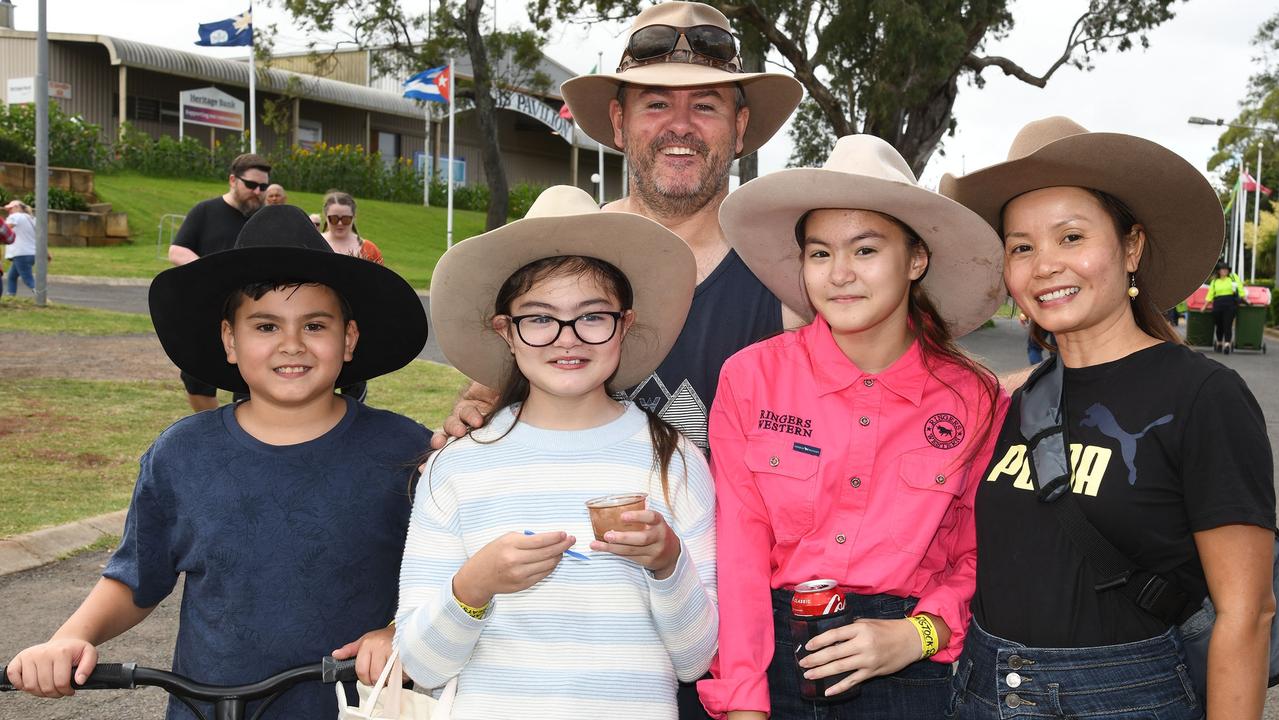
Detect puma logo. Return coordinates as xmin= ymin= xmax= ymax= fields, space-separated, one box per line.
xmin=1079 ymin=403 xmax=1173 ymax=486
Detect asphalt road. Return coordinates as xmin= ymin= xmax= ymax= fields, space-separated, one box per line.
xmin=3 ymin=283 xmax=1278 ymax=718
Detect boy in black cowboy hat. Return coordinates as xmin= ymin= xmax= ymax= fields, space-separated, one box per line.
xmin=5 ymin=206 xmax=431 ymax=720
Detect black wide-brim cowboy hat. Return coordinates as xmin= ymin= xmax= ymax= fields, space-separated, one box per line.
xmin=149 ymin=205 xmax=427 ymax=394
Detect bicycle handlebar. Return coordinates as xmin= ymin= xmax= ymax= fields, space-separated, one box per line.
xmin=0 ymin=656 xmax=358 ymax=698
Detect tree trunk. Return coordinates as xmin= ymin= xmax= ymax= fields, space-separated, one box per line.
xmin=860 ymin=72 xmax=961 ymax=178
xmin=463 ymin=0 xmax=509 ymax=230
xmin=736 ymin=24 xmax=765 ymax=183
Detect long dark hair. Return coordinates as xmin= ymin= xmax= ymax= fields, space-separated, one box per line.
xmin=1019 ymin=189 xmax=1182 ymax=352
xmin=795 ymin=210 xmax=1001 ymax=472
xmin=427 ymin=255 xmax=684 ymax=510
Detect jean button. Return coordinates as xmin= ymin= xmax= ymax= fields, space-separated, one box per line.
xmin=1005 ymin=693 xmax=1023 ymax=708
xmin=1005 ymin=672 xmax=1022 ymax=688
xmin=1008 ymin=654 xmax=1023 ymax=670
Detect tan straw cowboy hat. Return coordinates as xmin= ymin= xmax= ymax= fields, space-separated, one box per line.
xmin=722 ymin=134 xmax=1005 ymax=338
xmin=430 ymin=185 xmax=696 ymax=390
xmin=939 ymin=116 xmax=1224 ymax=312
xmin=560 ymin=1 xmax=803 ymax=158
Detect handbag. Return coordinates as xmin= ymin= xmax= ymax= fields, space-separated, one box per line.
xmin=1020 ymin=355 xmax=1279 ymax=701
xmin=335 ymin=648 xmax=458 ymax=720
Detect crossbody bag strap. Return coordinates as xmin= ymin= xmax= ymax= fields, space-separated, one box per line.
xmin=1022 ymin=356 xmax=1196 ymax=626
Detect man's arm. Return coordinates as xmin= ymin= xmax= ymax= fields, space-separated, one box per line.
xmin=168 ymin=245 xmax=199 ymax=266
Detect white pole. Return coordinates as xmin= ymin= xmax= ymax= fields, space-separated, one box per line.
xmin=1251 ymin=144 xmax=1261 ymax=282
xmin=597 ymin=51 xmax=604 ymax=204
xmin=249 ymin=0 xmax=257 ymax=154
xmin=447 ymin=56 xmax=455 ymax=249
xmin=34 ymin=0 xmax=48 ymax=306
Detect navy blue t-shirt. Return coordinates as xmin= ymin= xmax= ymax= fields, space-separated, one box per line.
xmin=105 ymin=397 xmax=429 ymax=719
xmin=619 ymin=249 xmax=782 ymax=450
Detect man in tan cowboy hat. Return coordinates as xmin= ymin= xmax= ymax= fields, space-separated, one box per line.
xmin=437 ymin=1 xmax=804 ymax=452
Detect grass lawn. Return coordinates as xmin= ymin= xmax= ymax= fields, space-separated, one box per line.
xmin=0 ymin=297 xmax=155 ymax=335
xmin=47 ymin=173 xmax=489 ymax=289
xmin=0 ymin=360 xmax=465 ymax=538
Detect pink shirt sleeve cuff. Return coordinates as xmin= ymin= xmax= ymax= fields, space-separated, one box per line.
xmin=913 ymin=586 xmax=970 ymax=663
xmin=697 ymin=673 xmax=771 ymax=719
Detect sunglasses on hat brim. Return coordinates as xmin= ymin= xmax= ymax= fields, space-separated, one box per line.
xmin=619 ymin=24 xmax=739 ymax=73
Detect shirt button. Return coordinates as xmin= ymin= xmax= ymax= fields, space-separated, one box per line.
xmin=1005 ymin=693 xmax=1023 ymax=708
xmin=863 ymin=379 xmax=874 ymax=387
xmin=935 ymin=475 xmax=946 ymax=485
xmin=1005 ymin=672 xmax=1022 ymax=688
xmin=849 ymin=477 xmax=861 ymax=488
xmin=835 ymin=534 xmax=846 ymax=544
xmin=859 ymin=416 xmax=870 ymax=426
xmin=769 ymin=456 xmax=779 ymax=467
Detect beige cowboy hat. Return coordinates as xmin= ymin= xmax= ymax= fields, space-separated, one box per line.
xmin=559 ymin=1 xmax=803 ymax=158
xmin=722 ymin=134 xmax=1005 ymax=338
xmin=430 ymin=185 xmax=696 ymax=390
xmin=939 ymin=116 xmax=1224 ymax=312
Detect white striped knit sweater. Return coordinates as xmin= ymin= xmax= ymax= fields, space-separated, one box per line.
xmin=394 ymin=403 xmax=718 ymax=720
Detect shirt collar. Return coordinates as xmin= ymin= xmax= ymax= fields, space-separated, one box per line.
xmin=805 ymin=315 xmax=929 ymax=406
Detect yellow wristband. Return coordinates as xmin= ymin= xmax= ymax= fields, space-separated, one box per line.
xmin=908 ymin=614 xmax=939 ymax=659
xmin=454 ymin=595 xmax=489 ymax=620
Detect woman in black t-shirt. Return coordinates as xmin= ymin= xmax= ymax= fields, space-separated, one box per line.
xmin=940 ymin=116 xmax=1275 ymax=719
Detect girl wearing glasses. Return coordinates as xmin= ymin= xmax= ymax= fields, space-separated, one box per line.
xmin=699 ymin=136 xmax=1007 ymax=720
xmin=395 ymin=186 xmax=718 ymax=719
xmin=321 ymin=190 xmax=384 ymax=264
xmin=940 ymin=117 xmax=1273 ymax=719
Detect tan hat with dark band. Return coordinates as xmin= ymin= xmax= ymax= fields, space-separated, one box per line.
xmin=560 ymin=1 xmax=803 ymax=158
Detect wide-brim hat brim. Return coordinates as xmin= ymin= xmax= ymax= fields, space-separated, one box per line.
xmin=149 ymin=247 xmax=428 ymax=394
xmin=722 ymin=169 xmax=1005 ymax=338
xmin=430 ymin=213 xmax=695 ymax=391
xmin=561 ymin=65 xmax=803 ymax=158
xmin=939 ymin=133 xmax=1224 ymax=312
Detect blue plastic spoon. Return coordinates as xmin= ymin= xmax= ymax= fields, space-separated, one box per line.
xmin=523 ymin=530 xmax=589 ymax=560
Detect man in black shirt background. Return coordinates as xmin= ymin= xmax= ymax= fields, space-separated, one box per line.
xmin=168 ymin=153 xmax=271 ymax=411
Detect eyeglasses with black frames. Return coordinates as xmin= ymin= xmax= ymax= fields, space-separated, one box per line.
xmin=506 ymin=311 xmax=626 ymax=347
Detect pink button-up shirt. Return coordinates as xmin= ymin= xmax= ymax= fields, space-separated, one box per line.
xmin=697 ymin=317 xmax=1008 ymax=717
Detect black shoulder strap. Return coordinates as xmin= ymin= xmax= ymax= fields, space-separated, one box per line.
xmin=1021 ymin=356 xmax=1196 ymax=626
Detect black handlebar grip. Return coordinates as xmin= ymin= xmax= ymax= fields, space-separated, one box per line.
xmin=322 ymin=656 xmax=358 ymax=684
xmin=74 ymin=662 xmax=137 ymax=690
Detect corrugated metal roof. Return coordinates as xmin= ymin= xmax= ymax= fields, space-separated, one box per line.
xmin=99 ymin=35 xmax=427 ymax=119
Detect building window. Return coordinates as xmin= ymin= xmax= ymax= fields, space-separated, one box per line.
xmin=376 ymin=131 xmax=400 ymax=166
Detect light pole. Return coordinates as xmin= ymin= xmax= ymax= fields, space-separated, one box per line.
xmin=1188 ymin=116 xmax=1278 ymax=281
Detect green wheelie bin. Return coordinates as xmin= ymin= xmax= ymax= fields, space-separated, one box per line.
xmin=1185 ymin=310 xmax=1214 ymax=347
xmin=1234 ymin=304 xmax=1268 ymax=353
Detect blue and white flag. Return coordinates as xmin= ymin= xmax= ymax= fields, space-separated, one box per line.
xmin=195 ymin=9 xmax=253 ymax=47
xmin=403 ymin=66 xmax=451 ymax=103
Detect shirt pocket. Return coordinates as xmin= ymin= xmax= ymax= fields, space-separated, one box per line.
xmin=745 ymin=439 xmax=820 ymax=542
xmin=889 ymin=450 xmax=964 ymax=555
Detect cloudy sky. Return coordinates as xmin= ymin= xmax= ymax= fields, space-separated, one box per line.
xmin=8 ymin=0 xmax=1271 ymax=190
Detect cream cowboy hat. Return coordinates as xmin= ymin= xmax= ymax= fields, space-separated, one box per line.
xmin=430 ymin=185 xmax=696 ymax=390
xmin=939 ymin=116 xmax=1224 ymax=312
xmin=559 ymin=1 xmax=803 ymax=158
xmin=722 ymin=134 xmax=1005 ymax=338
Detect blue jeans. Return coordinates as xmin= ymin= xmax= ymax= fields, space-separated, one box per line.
xmin=946 ymin=621 xmax=1202 ymax=719
xmin=5 ymin=255 xmax=34 ymax=295
xmin=767 ymin=590 xmax=952 ymax=719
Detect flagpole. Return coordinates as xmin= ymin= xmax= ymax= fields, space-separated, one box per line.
xmin=447 ymin=55 xmax=455 ymax=249
xmin=1251 ymin=144 xmax=1261 ymax=282
xmin=248 ymin=0 xmax=257 ymax=154
xmin=424 ymin=106 xmax=431 ymax=208
xmin=1237 ymin=159 xmax=1245 ymax=274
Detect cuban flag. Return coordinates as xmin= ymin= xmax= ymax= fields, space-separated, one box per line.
xmin=403 ymin=66 xmax=451 ymax=103
xmin=196 ymin=9 xmax=253 ymax=47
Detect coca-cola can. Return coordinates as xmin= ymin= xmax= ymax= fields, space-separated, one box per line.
xmin=791 ymin=579 xmax=846 ymax=617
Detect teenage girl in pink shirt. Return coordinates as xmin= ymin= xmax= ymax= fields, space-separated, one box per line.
xmin=697 ymin=136 xmax=1009 ymax=720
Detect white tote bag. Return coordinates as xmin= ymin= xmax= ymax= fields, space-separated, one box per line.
xmin=335 ymin=648 xmax=457 ymax=720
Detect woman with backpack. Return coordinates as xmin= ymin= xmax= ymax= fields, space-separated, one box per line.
xmin=940 ymin=117 xmax=1275 ymax=719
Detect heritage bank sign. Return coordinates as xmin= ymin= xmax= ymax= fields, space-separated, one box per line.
xmin=179 ymin=86 xmax=245 ymax=139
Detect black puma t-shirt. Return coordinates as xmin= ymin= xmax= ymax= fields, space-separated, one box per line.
xmin=972 ymin=342 xmax=1274 ymax=647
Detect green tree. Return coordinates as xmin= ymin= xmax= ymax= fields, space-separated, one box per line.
xmin=1207 ymin=10 xmax=1279 ymax=218
xmin=536 ymin=0 xmax=1180 ymax=175
xmin=271 ymin=0 xmax=549 ymax=230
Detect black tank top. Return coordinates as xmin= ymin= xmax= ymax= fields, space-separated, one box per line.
xmin=619 ymin=249 xmax=782 ymax=451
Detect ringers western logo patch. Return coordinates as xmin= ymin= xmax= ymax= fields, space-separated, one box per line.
xmin=924 ymin=413 xmax=964 ymax=450
xmin=757 ymin=410 xmax=813 ymax=437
